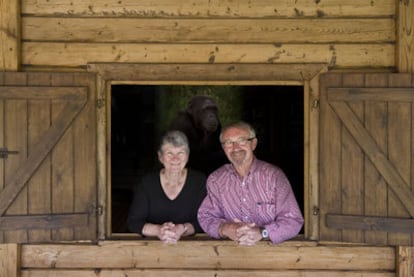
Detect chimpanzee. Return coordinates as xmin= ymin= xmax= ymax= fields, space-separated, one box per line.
xmin=169 ymin=95 xmax=227 ymax=174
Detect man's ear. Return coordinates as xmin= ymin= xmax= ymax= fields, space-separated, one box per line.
xmin=251 ymin=138 xmax=258 ymax=151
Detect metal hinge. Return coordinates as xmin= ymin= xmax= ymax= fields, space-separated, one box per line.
xmin=312 ymin=99 xmax=319 ymax=109
xmin=89 ymin=205 xmax=104 ymax=216
xmin=0 ymin=148 xmax=19 ymax=159
xmin=313 ymin=206 xmax=320 ymax=216
xmin=96 ymin=99 xmax=105 ymax=109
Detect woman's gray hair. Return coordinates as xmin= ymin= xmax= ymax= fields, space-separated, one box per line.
xmin=158 ymin=130 xmax=190 ymax=154
xmin=219 ymin=121 xmax=256 ymax=142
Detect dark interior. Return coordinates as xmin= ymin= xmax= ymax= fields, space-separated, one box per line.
xmin=111 ymin=85 xmax=304 ymax=234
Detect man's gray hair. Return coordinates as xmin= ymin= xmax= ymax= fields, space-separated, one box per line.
xmin=219 ymin=121 xmax=256 ymax=142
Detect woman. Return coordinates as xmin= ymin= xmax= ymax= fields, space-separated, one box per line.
xmin=127 ymin=130 xmax=206 ymax=243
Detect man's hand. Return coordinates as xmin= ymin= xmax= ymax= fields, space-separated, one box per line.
xmin=219 ymin=219 xmax=262 ymax=246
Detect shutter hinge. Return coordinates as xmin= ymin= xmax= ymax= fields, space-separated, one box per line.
xmin=312 ymin=99 xmax=319 ymax=109
xmin=313 ymin=206 xmax=320 ymax=216
xmin=89 ymin=205 xmax=104 ymax=216
xmin=96 ymin=99 xmax=105 ymax=109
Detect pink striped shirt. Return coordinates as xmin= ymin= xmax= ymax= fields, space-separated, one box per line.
xmin=197 ymin=158 xmax=303 ymax=244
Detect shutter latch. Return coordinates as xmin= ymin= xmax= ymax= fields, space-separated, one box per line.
xmin=0 ymin=148 xmax=19 ymax=159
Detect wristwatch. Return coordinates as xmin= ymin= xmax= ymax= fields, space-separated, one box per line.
xmin=261 ymin=227 xmax=269 ymax=239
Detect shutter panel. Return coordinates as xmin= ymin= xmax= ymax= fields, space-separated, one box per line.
xmin=0 ymin=72 xmax=97 ymax=243
xmin=319 ymin=73 xmax=414 ymax=246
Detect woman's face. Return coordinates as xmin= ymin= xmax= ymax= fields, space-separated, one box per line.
xmin=158 ymin=143 xmax=189 ymax=173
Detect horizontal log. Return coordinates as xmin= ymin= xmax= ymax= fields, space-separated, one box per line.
xmin=22 ymin=18 xmax=395 ymax=43
xmin=88 ymin=63 xmax=328 ymax=82
xmin=20 ymin=269 xmax=396 ymax=277
xmin=22 ymin=0 xmax=395 ymax=18
xmin=22 ymin=43 xmax=394 ymax=68
xmin=21 ymin=240 xmax=395 ymax=271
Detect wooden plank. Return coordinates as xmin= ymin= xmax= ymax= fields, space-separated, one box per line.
xmin=397 ymin=0 xmax=414 ymax=72
xmin=0 ymin=0 xmax=20 ymax=71
xmin=72 ymin=74 xmax=97 ymax=240
xmin=22 ymin=18 xmax=395 ymax=43
xmin=396 ymin=246 xmax=413 ymax=277
xmin=22 ymin=43 xmax=395 ymax=68
xmin=340 ymin=74 xmax=364 ymax=243
xmin=328 ymin=88 xmax=414 ymax=102
xmin=319 ymin=73 xmax=343 ymax=242
xmin=0 ymin=95 xmax=87 ymax=217
xmin=387 ymin=75 xmax=412 ymax=246
xmin=306 ymin=64 xmax=328 ymax=240
xmin=89 ymin=63 xmax=327 ymax=82
xmin=0 ymin=87 xmax=87 ymax=100
xmin=21 ymin=0 xmax=395 ymax=18
xmin=50 ymin=77 xmax=75 ymax=241
xmin=21 ymin=241 xmax=396 ymax=271
xmin=20 ymin=269 xmax=396 ymax=277
xmin=96 ymin=74 xmax=107 ymax=239
xmin=0 ymin=214 xmax=89 ymax=230
xmin=4 ymin=98 xmax=28 ymax=243
xmin=26 ymin=73 xmax=53 ymax=242
xmin=364 ymin=74 xmax=388 ymax=245
xmin=0 ymin=243 xmax=19 ymax=277
xmin=0 ymin=77 xmax=4 ymax=242
xmin=326 ymin=214 xmax=414 ymax=233
xmin=329 ymin=101 xmax=414 ymax=218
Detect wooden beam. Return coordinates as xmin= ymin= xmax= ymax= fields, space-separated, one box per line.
xmin=88 ymin=63 xmax=327 ymax=83
xmin=397 ymin=0 xmax=414 ymax=73
xmin=0 ymin=0 xmax=20 ymax=71
xmin=22 ymin=18 xmax=395 ymax=44
xmin=21 ymin=241 xmax=395 ymax=271
xmin=20 ymin=269 xmax=396 ymax=277
xmin=0 ymin=214 xmax=89 ymax=230
xmin=22 ymin=43 xmax=394 ymax=68
xmin=0 ymin=243 xmax=19 ymax=277
xmin=396 ymin=246 xmax=413 ymax=277
xmin=21 ymin=0 xmax=395 ymax=18
xmin=326 ymin=214 xmax=414 ymax=233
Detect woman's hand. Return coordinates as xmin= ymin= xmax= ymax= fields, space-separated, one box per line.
xmin=158 ymin=222 xmax=187 ymax=244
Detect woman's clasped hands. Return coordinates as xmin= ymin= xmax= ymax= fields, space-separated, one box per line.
xmin=158 ymin=222 xmax=186 ymax=244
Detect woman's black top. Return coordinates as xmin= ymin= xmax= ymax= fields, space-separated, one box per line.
xmin=127 ymin=169 xmax=207 ymax=235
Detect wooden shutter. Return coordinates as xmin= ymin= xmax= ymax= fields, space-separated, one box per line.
xmin=319 ymin=73 xmax=414 ymax=246
xmin=0 ymin=72 xmax=97 ymax=243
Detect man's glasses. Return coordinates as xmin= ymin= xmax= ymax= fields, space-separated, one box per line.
xmin=221 ymin=137 xmax=255 ymax=148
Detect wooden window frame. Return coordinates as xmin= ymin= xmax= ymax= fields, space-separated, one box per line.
xmin=88 ymin=63 xmax=328 ymax=240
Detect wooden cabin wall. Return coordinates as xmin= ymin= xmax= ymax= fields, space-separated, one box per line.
xmin=16 ymin=0 xmax=396 ymax=71
xmin=1 ymin=0 xmax=414 ymax=276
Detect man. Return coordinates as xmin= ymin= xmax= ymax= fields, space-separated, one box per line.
xmin=197 ymin=121 xmax=303 ymax=245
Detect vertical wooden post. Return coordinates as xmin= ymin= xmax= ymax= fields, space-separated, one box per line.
xmin=396 ymin=246 xmax=413 ymax=277
xmin=396 ymin=0 xmax=414 ymax=73
xmin=0 ymin=243 xmax=20 ymax=277
xmin=0 ymin=0 xmax=21 ymax=71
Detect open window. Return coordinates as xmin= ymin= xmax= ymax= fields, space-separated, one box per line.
xmin=110 ymin=85 xmax=305 ymax=234
xmin=88 ymin=63 xmax=326 ymax=240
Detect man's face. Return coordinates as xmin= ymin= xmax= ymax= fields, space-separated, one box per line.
xmin=221 ymin=127 xmax=257 ymax=167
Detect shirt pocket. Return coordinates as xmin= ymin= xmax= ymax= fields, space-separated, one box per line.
xmin=255 ymin=202 xmax=275 ymax=223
